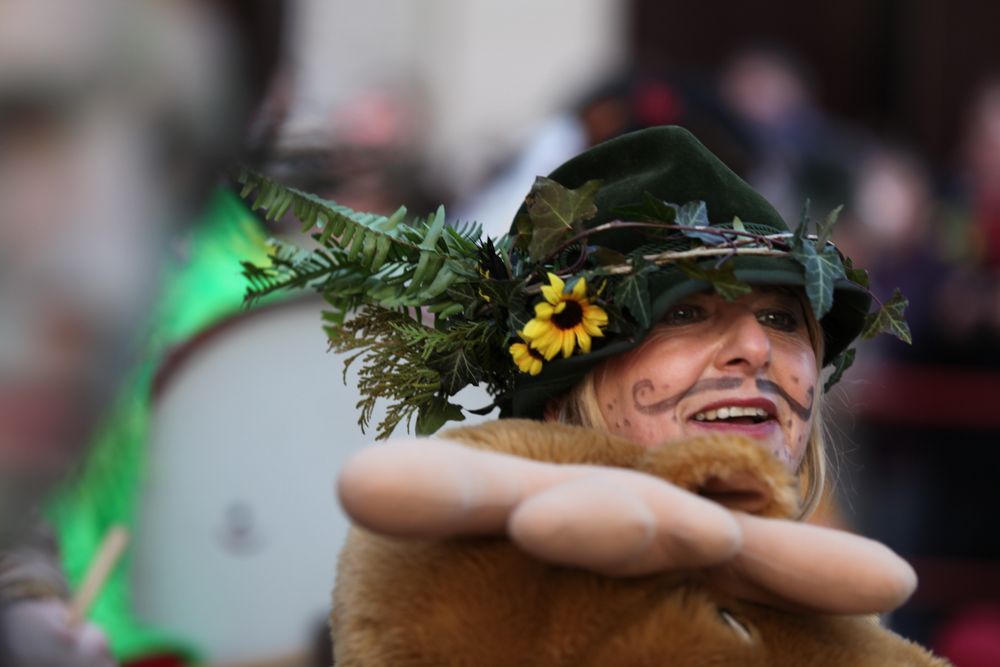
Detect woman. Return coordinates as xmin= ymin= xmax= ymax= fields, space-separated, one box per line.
xmin=337 ymin=125 xmax=900 ymax=582
xmin=336 ymin=288 xmax=910 ymax=610
xmin=242 ymin=126 xmax=932 ymax=664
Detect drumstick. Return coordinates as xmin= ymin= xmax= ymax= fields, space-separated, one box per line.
xmin=68 ymin=525 xmax=130 ymax=627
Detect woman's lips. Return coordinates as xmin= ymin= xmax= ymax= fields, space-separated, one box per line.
xmin=687 ymin=417 xmax=779 ymax=438
xmin=685 ymin=397 xmax=779 ymax=438
xmin=692 ymin=397 xmax=778 ymax=417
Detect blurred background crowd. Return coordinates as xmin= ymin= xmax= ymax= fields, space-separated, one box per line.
xmin=1 ymin=0 xmax=999 ymax=666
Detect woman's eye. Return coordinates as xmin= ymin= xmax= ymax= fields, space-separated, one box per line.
xmin=663 ymin=304 xmax=705 ymax=325
xmin=757 ymin=309 xmax=798 ymax=332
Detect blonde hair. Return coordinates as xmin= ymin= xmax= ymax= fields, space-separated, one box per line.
xmin=548 ymin=290 xmax=828 ymax=519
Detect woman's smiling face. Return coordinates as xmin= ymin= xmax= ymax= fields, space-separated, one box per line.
xmin=594 ymin=288 xmax=819 ymax=470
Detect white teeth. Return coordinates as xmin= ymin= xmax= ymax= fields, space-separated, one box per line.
xmin=692 ymin=406 xmax=769 ymax=422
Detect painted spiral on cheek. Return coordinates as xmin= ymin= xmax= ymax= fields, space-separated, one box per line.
xmin=631 ymin=377 xmax=745 ymax=415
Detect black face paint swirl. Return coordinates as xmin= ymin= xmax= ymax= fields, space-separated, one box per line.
xmin=632 ymin=377 xmax=744 ymax=415
xmin=756 ymin=380 xmax=814 ymax=421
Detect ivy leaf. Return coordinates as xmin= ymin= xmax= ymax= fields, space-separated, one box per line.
xmin=793 ymin=199 xmax=811 ymax=249
xmin=609 ymin=203 xmax=649 ymax=221
xmin=676 ymin=200 xmax=709 ymax=226
xmin=846 ymin=266 xmax=870 ymax=288
xmin=643 ymin=192 xmax=679 ymax=222
xmin=816 ymin=204 xmax=843 ymax=249
xmin=792 ymin=244 xmax=845 ymax=320
xmin=789 ymin=207 xmax=843 ymax=321
xmin=525 ymin=177 xmax=602 ymax=261
xmin=527 ymin=177 xmax=603 ymax=228
xmin=435 ymin=346 xmax=481 ymax=395
xmin=614 ymin=270 xmax=652 ymax=328
xmin=611 ymin=191 xmax=678 ymax=223
xmin=677 ymin=260 xmax=752 ymax=302
xmin=415 ymin=398 xmax=465 ymax=435
xmin=843 ymin=256 xmax=870 ymax=289
xmin=823 ymin=347 xmax=856 ymax=393
xmin=512 ymin=210 xmax=532 ymax=251
xmin=677 ymin=200 xmax=726 ymax=245
xmin=862 ymin=289 xmax=912 ymax=344
xmin=846 ymin=267 xmax=870 ymax=289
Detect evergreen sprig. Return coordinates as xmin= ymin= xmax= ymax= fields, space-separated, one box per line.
xmin=329 ymin=307 xmax=508 ymax=439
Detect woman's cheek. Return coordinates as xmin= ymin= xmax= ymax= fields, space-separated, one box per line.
xmin=784 ymin=384 xmax=816 ymax=467
xmin=791 ymin=425 xmax=810 ymax=468
xmin=614 ymin=409 xmax=684 ymax=448
xmin=602 ymin=398 xmax=641 ymax=440
xmin=786 ymin=373 xmax=815 ymax=409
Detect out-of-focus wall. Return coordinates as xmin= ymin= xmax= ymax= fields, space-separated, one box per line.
xmin=284 ymin=0 xmax=627 ymax=191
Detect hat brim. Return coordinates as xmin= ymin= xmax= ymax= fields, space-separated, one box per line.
xmin=509 ymin=255 xmax=870 ymax=419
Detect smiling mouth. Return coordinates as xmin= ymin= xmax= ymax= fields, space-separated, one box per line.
xmin=691 ymin=406 xmax=773 ymax=425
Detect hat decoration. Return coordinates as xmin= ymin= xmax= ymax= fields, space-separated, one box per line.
xmin=238 ymin=164 xmax=909 ymax=439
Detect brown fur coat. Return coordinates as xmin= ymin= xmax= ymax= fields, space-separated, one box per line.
xmin=332 ymin=420 xmax=948 ymax=666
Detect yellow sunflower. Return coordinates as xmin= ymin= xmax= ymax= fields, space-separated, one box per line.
xmin=509 ymin=340 xmax=545 ymax=375
xmin=520 ymin=273 xmax=608 ymax=361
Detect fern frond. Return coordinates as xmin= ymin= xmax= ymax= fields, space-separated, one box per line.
xmin=239 ymin=169 xmax=483 ymax=314
xmin=239 ymin=169 xmax=470 ymax=271
xmin=241 ymin=240 xmax=342 ymax=305
xmin=326 ymin=307 xmax=509 ymax=439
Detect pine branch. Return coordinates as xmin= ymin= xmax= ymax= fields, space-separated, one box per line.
xmin=328 ymin=308 xmax=508 ymax=439
xmin=332 ymin=309 xmax=441 ymax=439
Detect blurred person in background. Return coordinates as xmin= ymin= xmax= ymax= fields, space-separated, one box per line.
xmin=918 ymin=77 xmax=1000 ymax=666
xmin=0 ymin=1 xmax=281 ymax=665
xmin=844 ymin=145 xmax=946 ymax=360
xmin=931 ymin=76 xmax=1000 ymax=356
xmin=267 ymin=83 xmax=440 ymax=223
xmin=718 ymin=44 xmax=860 ymax=225
xmin=961 ymin=77 xmax=1000 ymax=269
xmin=834 ymin=82 xmax=1000 ymax=663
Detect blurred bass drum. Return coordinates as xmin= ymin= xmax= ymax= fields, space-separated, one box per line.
xmin=132 ymin=299 xmax=491 ymax=665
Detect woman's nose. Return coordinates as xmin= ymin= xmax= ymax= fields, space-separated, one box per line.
xmin=714 ymin=312 xmax=772 ymax=372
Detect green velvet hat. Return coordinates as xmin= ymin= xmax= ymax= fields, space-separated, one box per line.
xmin=509 ymin=126 xmax=871 ymax=419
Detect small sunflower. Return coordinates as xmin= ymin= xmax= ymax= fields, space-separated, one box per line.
xmin=520 ymin=273 xmax=609 ymax=361
xmin=509 ymin=340 xmax=545 ymax=375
